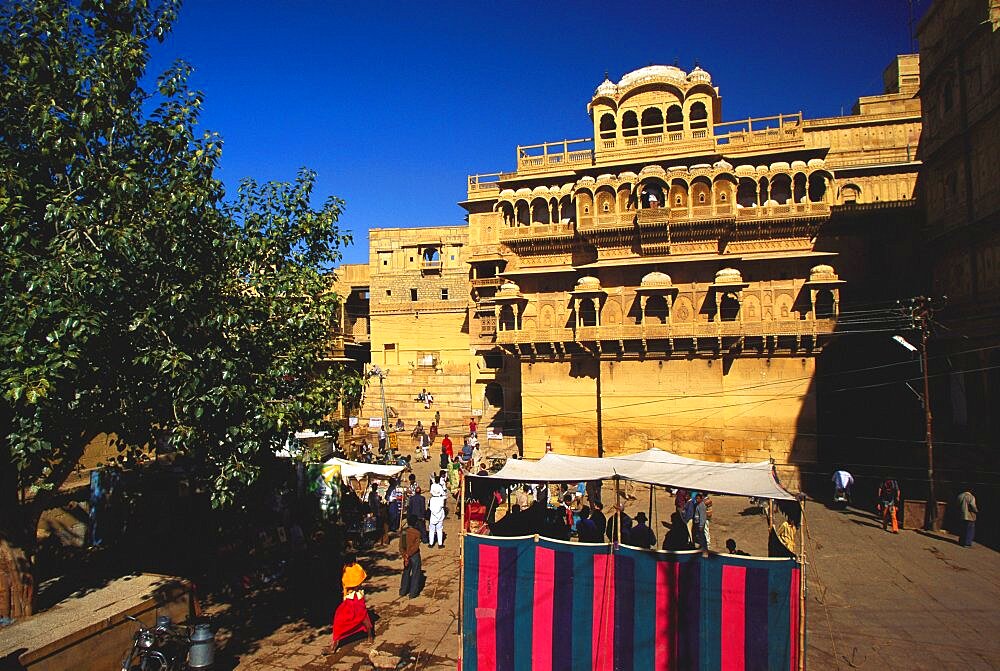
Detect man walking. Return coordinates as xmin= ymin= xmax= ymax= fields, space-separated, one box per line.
xmin=877 ymin=478 xmax=901 ymax=534
xmin=399 ymin=515 xmax=422 ymax=598
xmin=957 ymin=488 xmax=978 ymax=547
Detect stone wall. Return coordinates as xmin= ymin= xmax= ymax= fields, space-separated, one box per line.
xmin=520 ymin=355 xmax=815 ymax=488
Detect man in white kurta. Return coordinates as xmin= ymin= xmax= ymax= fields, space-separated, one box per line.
xmin=428 ymin=482 xmax=447 ymax=548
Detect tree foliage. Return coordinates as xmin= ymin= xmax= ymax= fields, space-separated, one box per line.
xmin=0 ymin=0 xmax=357 ymax=615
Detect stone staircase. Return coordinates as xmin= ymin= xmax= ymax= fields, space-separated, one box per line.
xmin=360 ymin=369 xmax=474 ymax=443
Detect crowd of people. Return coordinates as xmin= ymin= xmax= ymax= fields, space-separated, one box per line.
xmin=483 ymin=481 xmax=739 ymax=552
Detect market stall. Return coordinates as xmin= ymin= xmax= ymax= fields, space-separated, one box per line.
xmin=459 ymin=448 xmax=806 ymax=671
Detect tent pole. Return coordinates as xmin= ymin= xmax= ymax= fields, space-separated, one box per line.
xmin=799 ymin=496 xmax=807 ymax=671
xmin=647 ymin=484 xmax=653 ymax=529
xmin=614 ymin=477 xmax=622 ymax=546
xmin=458 ymin=473 xmax=467 ymax=666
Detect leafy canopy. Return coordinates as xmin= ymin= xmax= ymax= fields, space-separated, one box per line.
xmin=0 ymin=0 xmax=355 ymax=512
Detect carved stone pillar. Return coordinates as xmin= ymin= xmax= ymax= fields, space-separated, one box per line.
xmin=592 ymin=297 xmax=601 ymax=327
xmin=639 ymin=295 xmax=648 ymax=326
xmin=573 ymin=298 xmax=581 ymax=328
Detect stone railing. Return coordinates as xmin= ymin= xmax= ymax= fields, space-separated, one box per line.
xmin=471 ymin=277 xmax=504 ymax=289
xmin=498 ymin=221 xmax=575 ymax=241
xmin=489 ymin=318 xmax=838 ymax=345
xmin=735 ymin=202 xmax=830 ymax=219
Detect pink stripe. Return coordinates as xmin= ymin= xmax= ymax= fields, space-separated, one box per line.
xmin=655 ymin=561 xmax=678 ymax=670
xmin=789 ymin=567 xmax=801 ymax=671
xmin=721 ymin=565 xmax=747 ymax=670
xmin=476 ymin=545 xmax=499 ymax=671
xmin=592 ymin=554 xmax=615 ymax=671
xmin=532 ymin=547 xmax=555 ymax=671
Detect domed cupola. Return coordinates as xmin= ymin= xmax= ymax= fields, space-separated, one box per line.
xmin=686 ymin=65 xmax=712 ymax=85
xmin=595 ymin=75 xmax=618 ymax=98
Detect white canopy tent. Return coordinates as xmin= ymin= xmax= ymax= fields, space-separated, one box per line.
xmin=321 ymin=457 xmax=405 ymax=484
xmin=476 ymin=447 xmax=794 ymax=500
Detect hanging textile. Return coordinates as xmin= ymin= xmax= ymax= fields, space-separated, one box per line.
xmin=462 ymin=534 xmax=800 ymax=671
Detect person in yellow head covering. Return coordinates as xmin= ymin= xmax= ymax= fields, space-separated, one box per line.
xmin=341 ymin=552 xmax=367 ymax=596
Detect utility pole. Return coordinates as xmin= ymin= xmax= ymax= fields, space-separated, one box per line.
xmin=908 ymin=297 xmax=939 ymax=530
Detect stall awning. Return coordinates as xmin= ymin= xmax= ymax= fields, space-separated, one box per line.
xmin=474 ymin=447 xmax=794 ymax=500
xmin=322 ymin=457 xmax=405 ymax=483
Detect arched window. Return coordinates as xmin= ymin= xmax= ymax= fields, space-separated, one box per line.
xmin=771 ymin=174 xmax=792 ymax=205
xmin=841 ymin=184 xmax=860 ymax=203
xmin=531 ymin=197 xmax=550 ymax=224
xmin=600 ymin=113 xmax=617 ymax=140
xmin=499 ymin=305 xmax=517 ymax=331
xmin=622 ymin=110 xmax=639 ymax=137
xmin=641 ymin=107 xmax=664 ymax=135
xmin=422 ymin=247 xmax=440 ymax=263
xmin=815 ymin=290 xmax=835 ymax=319
xmin=689 ymin=101 xmax=708 ymax=130
xmin=641 ymin=183 xmax=664 ymax=209
xmin=666 ymin=105 xmax=683 ymax=133
xmin=720 ymin=293 xmax=740 ymax=321
xmin=579 ymin=300 xmax=598 ymax=327
xmin=559 ymin=195 xmax=575 ymax=224
xmin=808 ymin=173 xmax=828 ymax=203
xmin=793 ymin=173 xmax=808 ymax=203
xmin=516 ymin=200 xmax=530 ymax=226
xmin=645 ymin=295 xmax=669 ymax=324
xmin=737 ymin=178 xmax=758 ymax=207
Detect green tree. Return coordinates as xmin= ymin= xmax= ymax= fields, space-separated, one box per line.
xmin=0 ymin=0 xmax=356 ymax=617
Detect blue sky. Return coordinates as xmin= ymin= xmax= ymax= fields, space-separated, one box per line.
xmin=148 ymin=1 xmax=922 ymax=266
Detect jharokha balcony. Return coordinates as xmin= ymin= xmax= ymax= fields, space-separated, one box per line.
xmin=492 ymin=318 xmax=838 ymax=346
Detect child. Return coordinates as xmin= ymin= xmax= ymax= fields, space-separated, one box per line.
xmin=331 ymin=554 xmax=374 ymax=652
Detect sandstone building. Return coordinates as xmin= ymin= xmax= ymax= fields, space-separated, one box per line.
xmin=345 ymin=54 xmax=925 ymax=486
xmin=918 ymin=0 xmax=1000 ymax=454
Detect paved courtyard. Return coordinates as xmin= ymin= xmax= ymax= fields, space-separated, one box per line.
xmin=217 ymin=457 xmax=1000 ymax=670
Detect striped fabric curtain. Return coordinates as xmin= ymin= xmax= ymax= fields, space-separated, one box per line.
xmin=462 ymin=535 xmax=800 ymax=671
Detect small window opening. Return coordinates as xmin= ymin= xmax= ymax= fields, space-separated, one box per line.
xmin=410 ymin=288 xmax=418 ymax=301
xmin=441 ymin=288 xmax=449 ymax=300
xmin=386 ymin=289 xmax=392 ymax=297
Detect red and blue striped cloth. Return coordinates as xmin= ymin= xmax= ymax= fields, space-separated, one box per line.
xmin=462 ymin=535 xmax=800 ymax=671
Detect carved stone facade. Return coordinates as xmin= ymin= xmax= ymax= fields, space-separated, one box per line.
xmin=913 ymin=0 xmax=1000 ymax=513
xmin=343 ymin=53 xmax=928 ymax=486
xmin=459 ymin=55 xmax=923 ymax=486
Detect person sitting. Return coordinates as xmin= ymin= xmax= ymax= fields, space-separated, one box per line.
xmin=331 ymin=554 xmax=375 ymax=652
xmin=395 ymin=417 xmax=405 ymax=432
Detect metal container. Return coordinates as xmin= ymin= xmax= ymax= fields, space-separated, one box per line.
xmin=188 ymin=623 xmax=215 ymax=669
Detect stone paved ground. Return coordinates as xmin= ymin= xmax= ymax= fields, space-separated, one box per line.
xmin=214 ymin=456 xmax=1000 ymax=670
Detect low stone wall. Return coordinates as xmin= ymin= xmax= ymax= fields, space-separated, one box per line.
xmin=0 ymin=574 xmax=195 ymax=671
